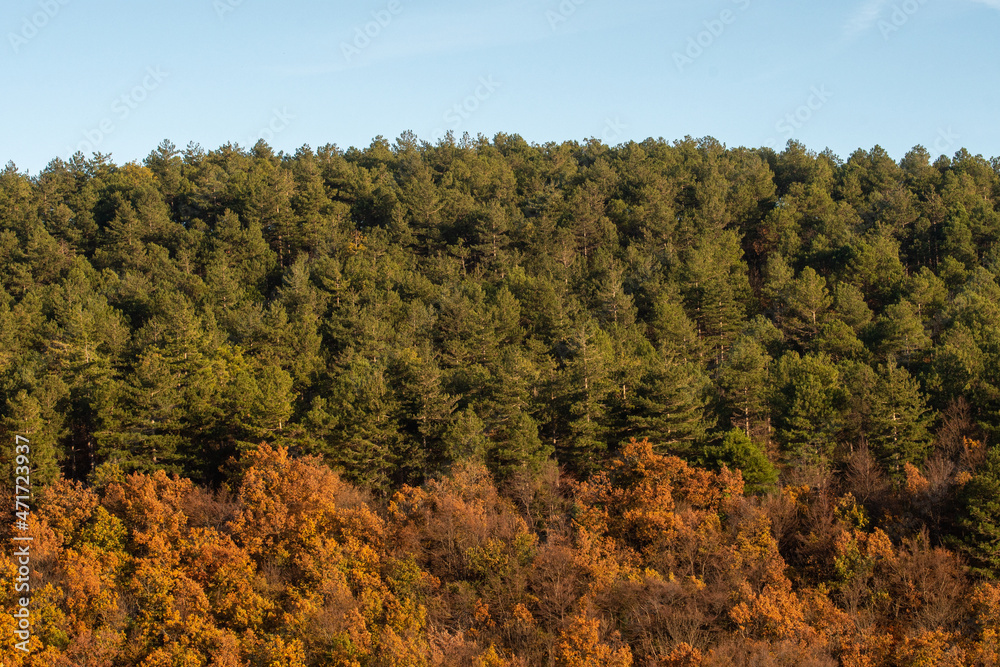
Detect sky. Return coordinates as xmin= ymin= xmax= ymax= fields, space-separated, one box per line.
xmin=2 ymin=0 xmax=998 ymax=174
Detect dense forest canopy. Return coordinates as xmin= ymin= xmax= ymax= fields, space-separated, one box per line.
xmin=4 ymin=134 xmax=1000 ymax=665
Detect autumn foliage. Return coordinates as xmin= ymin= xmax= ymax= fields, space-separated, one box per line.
xmin=2 ymin=440 xmax=997 ymax=666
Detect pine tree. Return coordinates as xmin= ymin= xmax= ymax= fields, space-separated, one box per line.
xmin=441 ymin=405 xmax=491 ymax=462
xmin=646 ymin=282 xmax=704 ymax=361
xmin=705 ymin=428 xmax=778 ymax=495
xmin=208 ymin=208 xmax=277 ymax=291
xmin=717 ymin=336 xmax=772 ymax=438
xmin=289 ymin=145 xmax=335 ymax=257
xmin=556 ymin=322 xmax=615 ymax=475
xmin=772 ymin=352 xmax=847 ymax=466
xmin=942 ymin=205 xmax=978 ymax=270
xmin=955 ymin=445 xmax=1000 ymax=576
xmin=324 ymin=352 xmax=403 ymax=491
xmin=479 ymin=347 xmax=552 ymax=480
xmin=867 ymin=359 xmax=933 ymax=473
xmin=95 ymin=348 xmax=188 ymax=474
xmin=594 ymin=261 xmax=637 ymax=329
xmin=778 ymin=267 xmax=832 ymax=347
xmin=0 ymin=389 xmax=63 ymax=490
xmin=397 ymin=161 xmax=443 ymax=253
xmin=627 ymin=351 xmax=714 ymax=456
xmin=812 ymin=318 xmax=868 ymax=361
xmin=873 ymin=300 xmax=932 ymax=364
xmin=846 ymin=231 xmax=906 ymax=309
xmin=832 ymin=282 xmax=873 ymax=332
xmin=488 ymin=410 xmax=550 ymax=481
xmin=681 ymin=229 xmax=751 ymax=365
xmin=93 ymin=197 xmax=147 ymax=271
xmin=262 ymin=258 xmax=326 ymax=391
xmin=468 ymin=201 xmax=515 ymax=278
xmin=387 ymin=343 xmax=457 ymax=476
xmin=216 ymin=346 xmax=296 ymax=445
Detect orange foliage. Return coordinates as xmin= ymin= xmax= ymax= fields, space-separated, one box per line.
xmin=572 ymin=438 xmax=743 ymax=582
xmin=0 ymin=440 xmax=989 ymax=666
xmin=555 ymin=612 xmax=633 ymax=667
xmin=660 ymin=642 xmax=704 ymax=666
xmin=969 ymin=582 xmax=1000 ymax=664
xmin=904 ymin=462 xmax=931 ymax=496
xmin=893 ymin=629 xmax=967 ymax=667
xmin=229 ymin=444 xmax=383 ymax=574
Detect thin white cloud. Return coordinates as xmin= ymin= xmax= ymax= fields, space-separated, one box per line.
xmin=843 ymin=0 xmax=893 ymax=39
xmin=845 ymin=0 xmax=1000 ymax=40
xmin=265 ymin=0 xmax=638 ymax=79
xmin=266 ymin=26 xmax=547 ymax=78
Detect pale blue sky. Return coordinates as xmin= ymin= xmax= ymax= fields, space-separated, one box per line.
xmin=2 ymin=0 xmax=998 ymax=173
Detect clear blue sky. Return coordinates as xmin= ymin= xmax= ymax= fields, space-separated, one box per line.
xmin=3 ymin=0 xmax=998 ymax=174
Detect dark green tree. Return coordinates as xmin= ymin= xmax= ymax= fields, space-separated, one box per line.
xmin=555 ymin=322 xmax=615 ymax=475
xmin=681 ymin=229 xmax=751 ymax=365
xmin=627 ymin=351 xmax=714 ymax=456
xmin=704 ymin=428 xmax=778 ymax=495
xmin=717 ymin=335 xmax=772 ymax=438
xmin=955 ymin=445 xmax=1000 ymax=576
xmin=772 ymin=352 xmax=847 ymax=466
xmin=867 ymin=359 xmax=933 ymax=473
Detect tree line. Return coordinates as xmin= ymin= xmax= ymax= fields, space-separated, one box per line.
xmin=2 ymin=133 xmax=1000 ymax=663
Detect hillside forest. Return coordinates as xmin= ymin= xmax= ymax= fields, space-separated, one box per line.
xmin=3 ymin=134 xmax=1000 ymax=665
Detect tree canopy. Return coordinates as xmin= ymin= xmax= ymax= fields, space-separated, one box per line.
xmin=3 ymin=135 xmax=1000 ymax=664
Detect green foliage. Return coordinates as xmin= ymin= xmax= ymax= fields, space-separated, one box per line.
xmin=5 ymin=139 xmax=1000 ymax=665
xmin=956 ymin=445 xmax=1000 ymax=575
xmin=717 ymin=333 xmax=772 ymax=438
xmin=704 ymin=428 xmax=778 ymax=494
xmin=627 ymin=353 xmax=713 ymax=456
xmin=867 ymin=360 xmax=934 ymax=472
xmin=772 ymin=352 xmax=847 ymax=466
xmin=1 ymin=136 xmax=999 ymax=498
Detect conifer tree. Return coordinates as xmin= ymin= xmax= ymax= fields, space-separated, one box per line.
xmin=681 ymin=229 xmax=751 ymax=365
xmin=627 ymin=351 xmax=714 ymax=456
xmin=556 ymin=322 xmax=615 ymax=475
xmin=867 ymin=359 xmax=933 ymax=472
xmin=778 ymin=266 xmax=832 ymax=347
xmin=705 ymin=428 xmax=778 ymax=494
xmin=0 ymin=389 xmax=63 ymax=490
xmin=717 ymin=336 xmax=772 ymax=438
xmin=772 ymin=352 xmax=847 ymax=465
xmin=955 ymin=445 xmax=1000 ymax=576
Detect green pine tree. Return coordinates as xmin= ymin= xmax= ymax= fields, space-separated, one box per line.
xmin=955 ymin=445 xmax=1000 ymax=576
xmin=705 ymin=428 xmax=778 ymax=495
xmin=627 ymin=351 xmax=714 ymax=456
xmin=867 ymin=359 xmax=933 ymax=473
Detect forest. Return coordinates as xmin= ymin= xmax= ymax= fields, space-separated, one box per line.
xmin=2 ymin=133 xmax=1000 ymax=665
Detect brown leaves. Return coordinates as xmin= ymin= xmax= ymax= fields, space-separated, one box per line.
xmin=229 ymin=444 xmax=383 ymax=567
xmin=4 ymin=439 xmax=992 ymax=666
xmin=572 ymin=438 xmax=743 ymax=561
xmin=101 ymin=469 xmax=194 ymax=558
xmin=555 ymin=612 xmax=633 ymax=667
